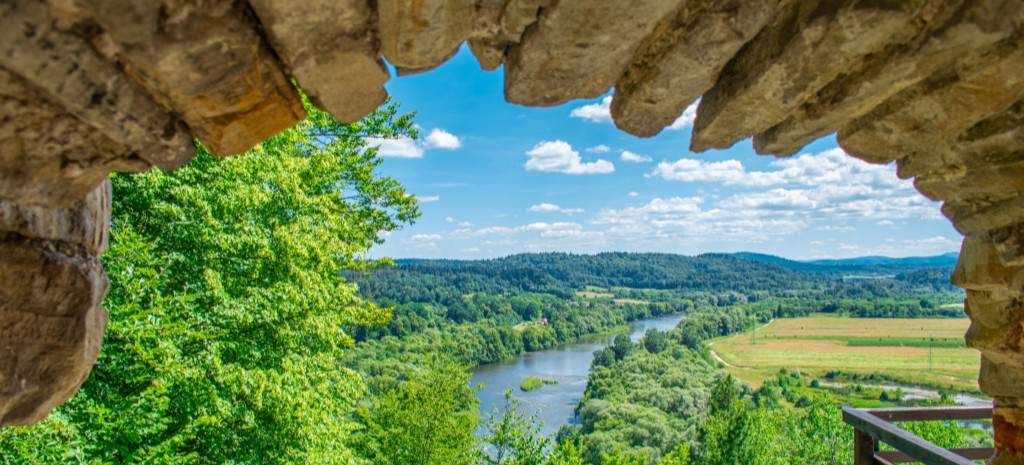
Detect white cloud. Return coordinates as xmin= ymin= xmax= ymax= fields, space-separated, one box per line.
xmin=445 ymin=216 xmax=454 ymax=222
xmin=667 ymin=100 xmax=699 ymax=130
xmin=628 ymin=192 xmax=639 ymax=197
xmin=458 ymin=221 xmax=473 ymax=227
xmin=367 ymin=136 xmax=424 ymax=158
xmin=528 ymin=203 xmax=561 ymax=212
xmin=367 ymin=128 xmax=461 ymax=157
xmin=417 ymin=195 xmax=440 ymax=202
xmin=529 ymin=203 xmax=584 ymax=215
xmin=461 ymin=247 xmax=481 ymax=253
xmin=649 ymin=148 xmax=941 ymax=221
xmin=569 ymin=96 xmax=612 ymax=123
xmin=591 ymin=196 xmax=807 ymax=243
xmin=423 ymin=128 xmax=462 ymax=149
xmin=649 ymin=158 xmax=747 ymax=184
xmin=877 ymin=220 xmax=894 ymax=226
xmin=815 ymin=225 xmax=856 ymax=232
xmin=586 ymin=144 xmax=612 ymax=153
xmin=620 ymin=150 xmax=652 ymax=163
xmin=410 ymin=233 xmax=442 ymax=241
xmin=524 ymin=140 xmax=615 ymax=175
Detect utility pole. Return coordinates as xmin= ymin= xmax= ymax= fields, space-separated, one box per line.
xmin=929 ymin=337 xmax=933 ymax=373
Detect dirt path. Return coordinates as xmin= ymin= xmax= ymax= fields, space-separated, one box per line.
xmin=707 ymin=343 xmax=739 ymax=369
xmin=706 ymin=319 xmax=775 ymax=370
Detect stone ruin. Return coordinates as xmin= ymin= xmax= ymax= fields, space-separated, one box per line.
xmin=1 ymin=0 xmax=1023 ymax=461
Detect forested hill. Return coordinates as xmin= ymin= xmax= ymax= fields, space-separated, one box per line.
xmin=730 ymin=251 xmax=959 ymax=275
xmin=353 ymin=252 xmax=825 ymax=301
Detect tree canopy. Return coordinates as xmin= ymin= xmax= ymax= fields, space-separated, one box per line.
xmin=0 ymin=96 xmax=420 ymax=463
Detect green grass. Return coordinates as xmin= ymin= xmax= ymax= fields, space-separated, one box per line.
xmin=708 ymin=315 xmax=978 ymax=392
xmin=520 ymin=376 xmax=558 ymax=392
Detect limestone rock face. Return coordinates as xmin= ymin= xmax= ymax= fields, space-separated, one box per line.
xmin=957 ymin=235 xmax=1024 ymax=463
xmin=250 ymin=0 xmax=390 ymax=123
xmin=0 ymin=181 xmax=109 ymax=426
xmin=73 ymin=0 xmax=306 ymax=156
xmin=505 ymin=0 xmax=685 ymax=107
xmin=0 ymin=0 xmax=194 ymax=207
xmin=378 ymin=0 xmax=475 ymax=75
xmin=610 ymin=0 xmax=779 ymax=137
xmin=692 ymin=0 xmax=937 ymax=152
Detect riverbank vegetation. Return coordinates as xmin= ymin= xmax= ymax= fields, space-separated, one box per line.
xmin=521 ymin=376 xmax=558 ymax=392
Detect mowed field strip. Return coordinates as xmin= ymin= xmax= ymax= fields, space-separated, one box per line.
xmin=708 ymin=315 xmax=978 ymax=390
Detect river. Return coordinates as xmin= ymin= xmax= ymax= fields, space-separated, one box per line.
xmin=471 ymin=312 xmax=989 ymax=439
xmin=470 ymin=313 xmax=687 ymax=438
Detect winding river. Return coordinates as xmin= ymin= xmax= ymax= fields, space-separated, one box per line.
xmin=471 ymin=313 xmax=687 ymax=438
xmin=470 ymin=313 xmax=989 ymax=438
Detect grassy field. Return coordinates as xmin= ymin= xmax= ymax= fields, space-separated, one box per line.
xmin=708 ymin=315 xmax=978 ymax=391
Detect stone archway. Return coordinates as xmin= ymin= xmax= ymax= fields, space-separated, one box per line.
xmin=1 ymin=0 xmax=1023 ymax=461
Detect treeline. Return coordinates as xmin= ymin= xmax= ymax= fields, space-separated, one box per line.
xmin=348 ymin=255 xmax=964 ymax=326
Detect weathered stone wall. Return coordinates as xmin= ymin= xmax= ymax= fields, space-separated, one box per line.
xmin=2 ymin=0 xmax=1024 ymax=457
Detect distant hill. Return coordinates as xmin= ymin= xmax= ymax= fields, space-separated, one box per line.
xmin=352 ymin=252 xmax=827 ymax=305
xmin=728 ymin=251 xmax=958 ymax=275
xmin=804 ymin=252 xmax=958 ymax=267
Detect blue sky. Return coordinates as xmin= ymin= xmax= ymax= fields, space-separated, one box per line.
xmin=367 ymin=45 xmax=962 ymax=261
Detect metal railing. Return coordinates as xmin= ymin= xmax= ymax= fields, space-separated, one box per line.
xmin=842 ymin=406 xmax=994 ymax=465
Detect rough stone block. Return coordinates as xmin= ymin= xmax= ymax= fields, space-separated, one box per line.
xmin=0 ymin=0 xmax=194 ymax=205
xmin=378 ymin=0 xmax=475 ymax=75
xmin=0 ymin=181 xmax=110 ymax=426
xmin=692 ymin=0 xmax=929 ymax=152
xmin=505 ymin=0 xmax=684 ymax=107
xmin=0 ymin=70 xmax=149 ymax=207
xmin=250 ymin=0 xmax=390 ymax=123
xmin=839 ymin=26 xmax=1024 ymax=166
xmin=757 ymin=0 xmax=1024 ymax=157
xmin=611 ymin=0 xmax=778 ymax=137
xmin=80 ymin=0 xmax=305 ymax=155
xmin=944 ymin=194 xmax=1024 ymax=237
xmin=982 ymin=354 xmax=1024 ymax=399
xmin=994 ymin=407 xmax=1024 ymax=460
xmin=952 ymin=235 xmax=1017 ymax=291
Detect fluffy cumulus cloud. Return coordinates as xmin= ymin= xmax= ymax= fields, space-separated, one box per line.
xmin=620 ymin=150 xmax=652 ymax=163
xmin=366 ymin=136 xmax=423 ymax=158
xmin=586 ymin=144 xmax=612 ymax=153
xmin=569 ymin=96 xmax=613 ymax=123
xmin=417 ymin=195 xmax=440 ymax=202
xmin=649 ymin=148 xmax=941 ymax=221
xmin=528 ymin=203 xmax=584 ymax=215
xmin=423 ymin=128 xmax=462 ymax=149
xmin=590 ymin=196 xmax=807 ymax=244
xmin=367 ymin=127 xmax=461 ymax=157
xmin=525 ymin=140 xmax=615 ymax=174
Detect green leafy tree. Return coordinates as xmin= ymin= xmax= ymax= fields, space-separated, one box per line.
xmin=483 ymin=390 xmax=549 ymax=465
xmin=356 ymin=357 xmax=481 ymax=465
xmin=0 ymin=96 xmax=419 ymax=464
xmin=546 ymin=441 xmax=585 ymax=465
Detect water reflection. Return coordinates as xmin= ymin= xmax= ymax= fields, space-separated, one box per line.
xmin=471 ymin=314 xmax=686 ymax=438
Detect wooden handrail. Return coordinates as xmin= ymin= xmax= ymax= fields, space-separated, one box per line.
xmin=842 ymin=406 xmax=994 ymax=465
